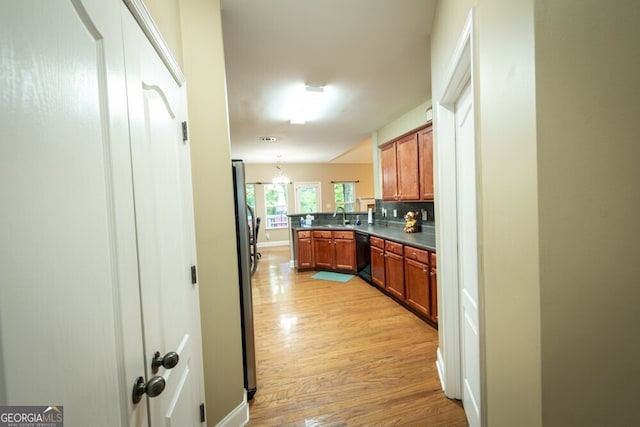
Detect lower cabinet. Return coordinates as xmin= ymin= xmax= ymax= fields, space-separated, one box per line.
xmin=300 ymin=229 xmax=356 ymax=273
xmin=334 ymin=232 xmax=356 ymax=271
xmin=370 ymin=236 xmax=385 ymax=289
xmin=296 ymin=230 xmax=313 ymax=270
xmin=369 ymin=236 xmax=438 ymax=326
xmin=404 ymin=246 xmax=431 ymax=319
xmin=312 ymin=230 xmax=334 ymax=270
xmin=404 ymin=245 xmax=438 ymax=324
xmin=384 ymin=240 xmax=405 ymax=299
xmin=429 ymin=252 xmax=438 ymax=324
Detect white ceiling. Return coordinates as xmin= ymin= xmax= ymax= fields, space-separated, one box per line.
xmin=220 ymin=0 xmax=437 ymax=164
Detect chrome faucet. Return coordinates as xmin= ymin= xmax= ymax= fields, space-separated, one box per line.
xmin=333 ymin=206 xmax=349 ymax=224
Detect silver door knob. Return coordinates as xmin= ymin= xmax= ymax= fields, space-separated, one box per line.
xmin=151 ymin=351 xmax=179 ymax=374
xmin=132 ymin=375 xmax=165 ymax=404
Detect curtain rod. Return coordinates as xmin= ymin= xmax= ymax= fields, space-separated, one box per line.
xmin=246 ymin=181 xmax=292 ymax=185
xmin=330 ymin=180 xmax=360 ymax=184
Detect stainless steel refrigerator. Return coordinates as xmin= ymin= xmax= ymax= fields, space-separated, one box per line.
xmin=232 ymin=159 xmax=258 ymax=400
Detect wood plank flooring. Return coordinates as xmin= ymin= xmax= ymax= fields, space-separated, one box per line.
xmin=248 ymin=246 xmax=467 ymax=427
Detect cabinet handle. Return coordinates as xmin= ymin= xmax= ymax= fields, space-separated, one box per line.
xmin=430 ymin=271 xmax=435 ymax=276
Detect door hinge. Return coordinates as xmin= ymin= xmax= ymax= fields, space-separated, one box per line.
xmin=200 ymin=403 xmax=205 ymax=423
xmin=191 ymin=265 xmax=197 ymax=285
xmin=182 ymin=121 xmax=188 ymax=142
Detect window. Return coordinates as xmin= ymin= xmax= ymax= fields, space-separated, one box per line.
xmin=264 ymin=183 xmax=289 ymax=229
xmin=245 ymin=183 xmax=256 ymax=231
xmin=245 ymin=184 xmax=255 ymax=210
xmin=334 ymin=182 xmax=356 ymax=212
xmin=294 ymin=182 xmax=321 ymax=214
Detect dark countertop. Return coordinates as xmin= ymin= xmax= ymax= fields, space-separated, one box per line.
xmin=292 ymin=223 xmax=436 ymax=252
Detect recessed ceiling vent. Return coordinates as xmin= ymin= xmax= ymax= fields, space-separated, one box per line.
xmin=259 ymin=136 xmax=277 ymax=143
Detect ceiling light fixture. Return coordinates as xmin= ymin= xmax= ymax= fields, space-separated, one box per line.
xmin=290 ymin=85 xmax=326 ymax=125
xmin=272 ymin=156 xmax=291 ymax=184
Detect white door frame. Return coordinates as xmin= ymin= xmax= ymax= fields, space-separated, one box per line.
xmin=435 ymin=8 xmax=484 ymax=423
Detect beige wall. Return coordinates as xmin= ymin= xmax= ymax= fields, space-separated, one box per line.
xmin=432 ymin=0 xmax=542 ymax=425
xmin=245 ymin=163 xmax=374 ymax=244
xmin=143 ymin=0 xmax=184 ymax=68
xmin=178 ymin=0 xmax=245 ymax=423
xmin=376 ymin=100 xmax=432 ymax=146
xmin=432 ymin=0 xmax=640 ymax=425
xmin=535 ymin=1 xmax=640 ymax=425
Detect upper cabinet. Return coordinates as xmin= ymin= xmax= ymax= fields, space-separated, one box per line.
xmin=380 ymin=142 xmax=398 ymax=200
xmin=380 ymin=124 xmax=433 ymax=202
xmin=418 ymin=126 xmax=434 ymax=201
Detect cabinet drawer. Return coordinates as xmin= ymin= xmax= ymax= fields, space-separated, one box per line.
xmin=404 ymin=246 xmax=429 ymax=264
xmin=297 ymin=230 xmax=311 ymax=238
xmin=312 ymin=230 xmax=332 ymax=239
xmin=430 ymin=252 xmax=437 ymax=266
xmin=333 ymin=230 xmax=354 ymax=240
xmin=385 ymin=240 xmax=404 ymax=255
xmin=370 ymin=236 xmax=384 ymax=249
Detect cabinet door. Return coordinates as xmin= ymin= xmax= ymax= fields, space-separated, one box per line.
xmin=380 ymin=142 xmax=398 ymax=200
xmin=430 ymin=265 xmax=438 ymax=324
xmin=396 ymin=133 xmax=420 ymax=200
xmin=297 ymin=237 xmax=313 ymax=269
xmin=371 ymin=245 xmax=385 ymax=289
xmin=405 ymin=258 xmax=430 ymax=317
xmin=385 ymin=252 xmax=405 ymax=299
xmin=335 ymin=238 xmax=356 ymax=272
xmin=419 ymin=126 xmax=434 ymax=200
xmin=313 ymin=237 xmax=333 ymax=269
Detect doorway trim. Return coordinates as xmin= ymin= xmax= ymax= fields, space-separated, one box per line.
xmin=435 ymin=6 xmax=478 ymax=405
xmin=122 ymin=0 xmax=185 ymax=86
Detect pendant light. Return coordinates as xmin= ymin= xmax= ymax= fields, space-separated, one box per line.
xmin=272 ymin=156 xmax=290 ymax=184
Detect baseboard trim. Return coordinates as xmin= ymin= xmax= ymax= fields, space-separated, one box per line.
xmin=436 ymin=347 xmax=446 ymax=392
xmin=215 ymin=391 xmax=249 ymax=427
xmin=257 ymin=240 xmax=289 ymax=248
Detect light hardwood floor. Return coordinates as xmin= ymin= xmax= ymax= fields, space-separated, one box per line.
xmin=247 ymin=246 xmax=467 ymax=426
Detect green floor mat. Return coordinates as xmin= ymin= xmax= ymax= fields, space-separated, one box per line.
xmin=311 ymin=271 xmax=355 ymax=283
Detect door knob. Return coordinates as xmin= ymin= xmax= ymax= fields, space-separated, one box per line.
xmin=151 ymin=351 xmax=179 ymax=374
xmin=132 ymin=375 xmax=165 ymax=404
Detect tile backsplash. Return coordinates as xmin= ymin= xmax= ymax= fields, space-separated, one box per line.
xmin=374 ymin=199 xmax=435 ymax=227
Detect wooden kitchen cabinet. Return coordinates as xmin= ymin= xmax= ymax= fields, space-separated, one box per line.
xmin=370 ymin=236 xmax=385 ymax=289
xmin=429 ymin=252 xmax=438 ymax=324
xmin=419 ymin=125 xmax=434 ymax=201
xmin=312 ymin=230 xmax=333 ymax=270
xmin=381 ymin=134 xmax=419 ymax=201
xmin=396 ymin=133 xmax=420 ymax=200
xmin=384 ymin=240 xmax=405 ymax=299
xmin=380 ymin=124 xmax=433 ymax=202
xmin=380 ymin=142 xmax=397 ymax=201
xmin=296 ymin=230 xmax=313 ymax=270
xmin=404 ymin=246 xmax=431 ymax=318
xmin=311 ymin=230 xmax=356 ymax=272
xmin=334 ymin=230 xmax=356 ymax=271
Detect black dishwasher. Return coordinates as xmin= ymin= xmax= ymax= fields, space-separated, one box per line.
xmin=355 ymin=231 xmax=372 ymax=284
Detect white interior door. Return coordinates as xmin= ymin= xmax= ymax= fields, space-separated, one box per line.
xmin=0 ymin=0 xmax=146 ymax=425
xmin=455 ymin=83 xmax=481 ymax=426
xmin=122 ymin=7 xmax=205 ymax=426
